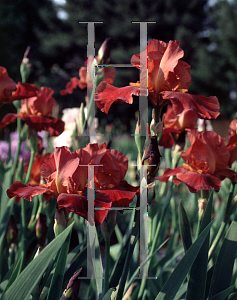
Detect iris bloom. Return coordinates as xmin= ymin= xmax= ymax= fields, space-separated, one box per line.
xmin=156 ymin=130 xmax=237 ymax=192
xmin=95 ymin=39 xmax=220 ymax=121
xmin=0 ymin=66 xmax=38 ymax=104
xmin=24 ymin=153 xmax=52 ymax=185
xmin=226 ymin=118 xmax=237 ymax=167
xmin=0 ymin=87 xmax=64 ymax=136
xmin=7 ymin=144 xmax=137 ymax=225
xmin=159 ymin=105 xmax=198 ymax=148
xmin=60 ymin=56 xmax=116 ymax=95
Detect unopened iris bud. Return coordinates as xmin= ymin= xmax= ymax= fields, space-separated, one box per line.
xmin=97 ymin=38 xmax=111 ymax=65
xmin=6 ymin=215 xmax=18 ymax=244
xmin=134 ymin=115 xmax=146 ymax=161
xmin=198 ymin=198 xmax=208 ymax=219
xmin=142 ymin=136 xmax=161 ymax=184
xmin=150 ymin=109 xmax=164 ymax=140
xmin=35 ymin=213 xmax=47 ymax=247
xmin=60 ymin=268 xmax=83 ymax=300
xmin=20 ymin=46 xmax=32 ymax=83
xmin=54 ymin=208 xmax=67 ymax=237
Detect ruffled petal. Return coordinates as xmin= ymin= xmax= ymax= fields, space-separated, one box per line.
xmin=7 ymin=181 xmax=53 ymax=201
xmin=60 ymin=77 xmax=80 ymax=95
xmin=98 ymin=185 xmax=137 ymax=208
xmin=157 ymin=41 xmax=188 ymax=93
xmin=156 ymin=166 xmax=187 ymax=183
xmin=57 ymin=191 xmax=112 ymax=226
xmin=159 ymin=127 xmax=181 ymax=148
xmin=226 ymin=119 xmax=237 ymax=167
xmin=95 ymin=81 xmax=140 ymax=113
xmin=0 ymin=113 xmax=18 ymax=129
xmin=216 ymin=169 xmax=237 ymax=184
xmin=161 ymin=91 xmax=220 ymax=119
xmin=42 ymin=146 xmax=83 ymax=195
xmin=28 ymin=87 xmax=55 ymax=116
xmin=20 ymin=115 xmax=65 ymax=136
xmin=182 ymin=130 xmax=230 ymax=174
xmin=10 ymin=83 xmax=38 ymax=101
xmin=0 ymin=66 xmax=16 ymax=103
xmin=176 ymin=172 xmax=221 ymax=193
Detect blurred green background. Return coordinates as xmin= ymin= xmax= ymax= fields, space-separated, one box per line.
xmin=0 ymin=0 xmax=236 ymax=130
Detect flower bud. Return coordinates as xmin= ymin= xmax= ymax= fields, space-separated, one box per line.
xmin=6 ymin=215 xmax=18 ymax=244
xmin=97 ymin=38 xmax=111 ymax=65
xmin=198 ymin=198 xmax=208 ymax=218
xmin=142 ymin=136 xmax=161 ymax=184
xmin=134 ymin=115 xmax=146 ymax=161
xmin=60 ymin=268 xmax=83 ymax=300
xmin=54 ymin=208 xmax=67 ymax=237
xmin=35 ymin=213 xmax=48 ymax=247
xmin=150 ymin=109 xmax=164 ymax=139
xmin=20 ymin=46 xmax=32 ymax=83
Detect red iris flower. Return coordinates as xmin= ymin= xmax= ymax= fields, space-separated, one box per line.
xmin=159 ymin=105 xmax=198 ymax=148
xmin=0 ymin=87 xmax=64 ymax=136
xmin=60 ymin=56 xmax=116 ymax=95
xmin=95 ymin=39 xmax=219 ymax=121
xmin=0 ymin=66 xmax=38 ymax=104
xmin=7 ymin=144 xmax=137 ymax=225
xmin=226 ymin=118 xmax=237 ymax=167
xmin=156 ymin=130 xmax=237 ymax=192
xmin=24 ymin=153 xmax=52 ymax=185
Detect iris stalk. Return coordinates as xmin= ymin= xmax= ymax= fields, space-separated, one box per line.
xmin=138 ymin=181 xmax=174 ymax=299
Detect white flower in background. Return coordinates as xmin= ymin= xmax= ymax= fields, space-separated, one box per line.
xmin=53 ymin=130 xmax=74 ymax=148
xmin=53 ymin=108 xmax=80 ymax=148
xmin=62 ymin=108 xmax=81 ymax=131
xmin=53 ymin=107 xmax=100 ymax=147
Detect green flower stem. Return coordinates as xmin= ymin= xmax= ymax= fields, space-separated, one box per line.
xmin=27 ymin=196 xmax=39 ymax=233
xmin=200 ymin=189 xmax=205 ymax=199
xmin=208 ymin=183 xmax=235 ymax=259
xmin=116 ymin=198 xmax=140 ymax=300
xmin=24 ymin=134 xmax=37 ymax=185
xmin=36 ymin=194 xmax=44 ymax=220
xmin=19 ymin=132 xmax=37 ymax=269
xmin=138 ymin=181 xmax=174 ymax=299
xmin=11 ymin=116 xmax=22 ymax=180
xmin=104 ymin=238 xmax=110 ymax=295
xmin=82 ymin=67 xmax=99 ymax=135
xmin=85 ymin=88 xmax=96 ymax=130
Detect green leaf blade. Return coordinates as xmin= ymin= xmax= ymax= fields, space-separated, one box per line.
xmin=155 ymin=220 xmax=213 ymax=300
xmin=209 ymin=217 xmax=237 ymax=298
xmin=1 ymin=222 xmax=74 ymax=300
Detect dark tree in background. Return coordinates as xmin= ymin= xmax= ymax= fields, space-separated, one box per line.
xmin=1 ymin=0 xmax=236 ymax=120
xmin=0 ymin=0 xmax=68 ymax=82
xmin=191 ymin=0 xmax=237 ymax=118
